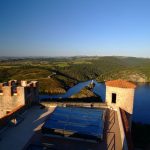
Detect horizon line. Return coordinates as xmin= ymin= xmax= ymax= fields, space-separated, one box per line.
xmin=0 ymin=55 xmax=149 ymax=59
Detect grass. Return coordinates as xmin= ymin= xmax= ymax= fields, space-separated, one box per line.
xmin=1 ymin=56 xmax=150 ymax=93
xmin=73 ymin=61 xmax=92 ymax=64
xmin=38 ymin=78 xmax=66 ymax=94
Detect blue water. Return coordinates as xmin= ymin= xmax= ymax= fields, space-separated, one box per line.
xmin=133 ymin=83 xmax=150 ymax=124
xmin=94 ymin=82 xmax=150 ymax=124
xmin=40 ymin=80 xmax=150 ymax=124
xmin=93 ymin=81 xmax=106 ymax=101
xmin=40 ymin=80 xmax=92 ymax=99
xmin=40 ymin=80 xmax=106 ymax=100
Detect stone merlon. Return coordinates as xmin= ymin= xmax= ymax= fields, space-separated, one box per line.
xmin=0 ymin=80 xmax=39 ymax=118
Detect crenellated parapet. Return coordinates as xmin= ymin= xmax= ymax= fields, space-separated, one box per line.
xmin=0 ymin=80 xmax=39 ymax=118
xmin=0 ymin=80 xmax=39 ymax=95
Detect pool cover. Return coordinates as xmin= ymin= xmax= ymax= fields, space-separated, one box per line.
xmin=42 ymin=107 xmax=105 ymax=142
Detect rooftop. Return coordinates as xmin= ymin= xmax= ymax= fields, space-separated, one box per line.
xmin=0 ymin=106 xmax=54 ymax=150
xmin=23 ymin=105 xmax=122 ymax=150
xmin=0 ymin=104 xmax=123 ymax=150
xmin=105 ymin=79 xmax=136 ymax=89
xmin=42 ymin=107 xmax=105 ymax=142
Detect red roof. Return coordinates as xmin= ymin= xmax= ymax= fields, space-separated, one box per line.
xmin=105 ymin=79 xmax=136 ymax=89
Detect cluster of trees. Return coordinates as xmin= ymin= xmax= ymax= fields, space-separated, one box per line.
xmin=57 ymin=57 xmax=150 ymax=82
xmin=58 ymin=57 xmax=127 ymax=81
xmin=1 ymin=56 xmax=150 ymax=90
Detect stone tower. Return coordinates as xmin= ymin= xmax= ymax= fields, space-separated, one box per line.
xmin=0 ymin=80 xmax=39 ymax=118
xmin=105 ymin=79 xmax=136 ymax=124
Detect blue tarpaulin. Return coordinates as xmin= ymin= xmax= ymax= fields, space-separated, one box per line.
xmin=42 ymin=107 xmax=105 ymax=141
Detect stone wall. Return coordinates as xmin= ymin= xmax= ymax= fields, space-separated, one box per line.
xmin=116 ymin=107 xmax=128 ymax=150
xmin=24 ymin=81 xmax=39 ymax=106
xmin=0 ymin=86 xmax=25 ymax=118
xmin=0 ymin=80 xmax=39 ymax=118
xmin=105 ymin=86 xmax=135 ymax=114
xmin=32 ymin=81 xmax=39 ymax=103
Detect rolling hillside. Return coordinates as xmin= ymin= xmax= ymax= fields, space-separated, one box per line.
xmin=0 ymin=56 xmax=150 ymax=93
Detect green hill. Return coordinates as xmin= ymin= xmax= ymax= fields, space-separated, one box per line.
xmin=0 ymin=56 xmax=150 ymax=93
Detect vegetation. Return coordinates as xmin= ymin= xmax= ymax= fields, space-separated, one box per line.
xmin=0 ymin=56 xmax=150 ymax=93
xmin=70 ymin=87 xmax=97 ymax=98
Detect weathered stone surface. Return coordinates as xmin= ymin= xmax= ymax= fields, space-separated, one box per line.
xmin=105 ymin=86 xmax=135 ymax=114
xmin=0 ymin=80 xmax=39 ymax=118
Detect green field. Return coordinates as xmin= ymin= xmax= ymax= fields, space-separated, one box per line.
xmin=0 ymin=56 xmax=150 ymax=93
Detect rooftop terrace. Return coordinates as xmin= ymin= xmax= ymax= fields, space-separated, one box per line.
xmin=42 ymin=107 xmax=105 ymax=142
xmin=0 ymin=103 xmax=125 ymax=150
xmin=0 ymin=105 xmax=54 ymax=150
xmin=23 ymin=105 xmax=123 ymax=150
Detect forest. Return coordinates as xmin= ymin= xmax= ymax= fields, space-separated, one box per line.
xmin=0 ymin=56 xmax=150 ymax=93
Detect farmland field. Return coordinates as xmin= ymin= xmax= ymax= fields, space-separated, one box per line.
xmin=1 ymin=56 xmax=150 ymax=94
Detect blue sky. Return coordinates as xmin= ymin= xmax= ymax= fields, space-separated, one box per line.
xmin=0 ymin=0 xmax=150 ymax=57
